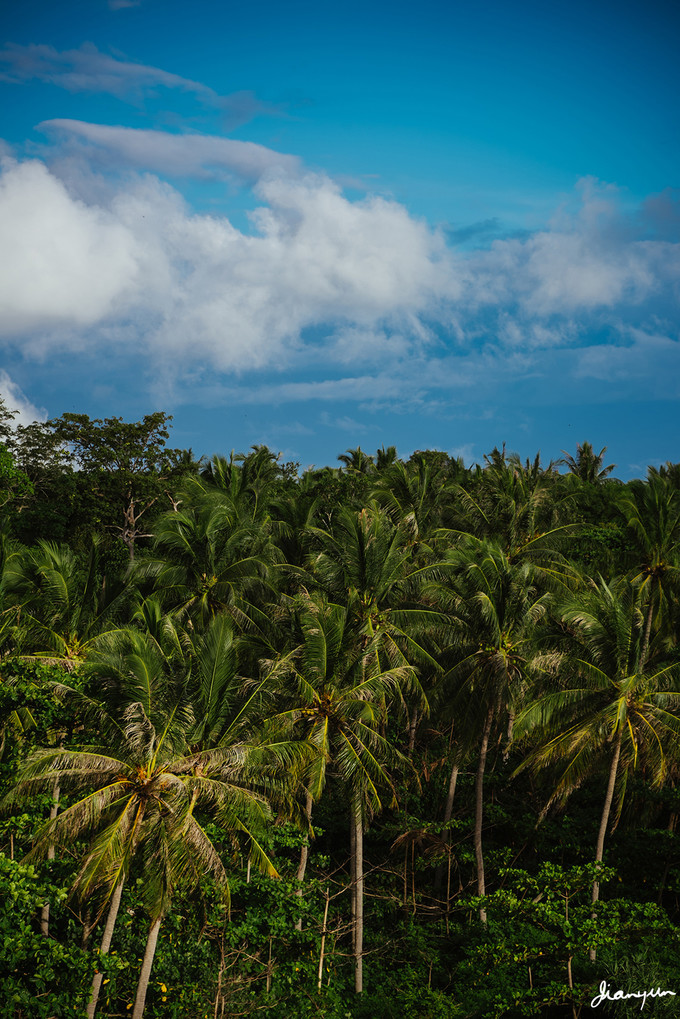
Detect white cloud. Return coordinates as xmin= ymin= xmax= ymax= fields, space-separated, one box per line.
xmin=0 ymin=371 xmax=47 ymax=426
xmin=0 ymin=158 xmax=138 ymax=336
xmin=0 ymin=157 xmax=458 ymax=372
xmin=40 ymin=120 xmax=300 ymax=183
xmin=462 ymin=177 xmax=680 ymax=320
xmin=0 ymin=153 xmax=678 ymax=403
xmin=327 ymin=327 xmax=411 ymax=365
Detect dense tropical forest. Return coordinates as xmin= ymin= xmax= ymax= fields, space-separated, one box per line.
xmin=1 ymin=398 xmax=680 ymax=1019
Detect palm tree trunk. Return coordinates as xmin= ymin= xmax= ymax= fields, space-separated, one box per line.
xmin=317 ymin=886 xmax=330 ymax=991
xmin=40 ymin=776 xmax=60 ymax=937
xmin=639 ymin=582 xmax=656 ymax=672
xmin=295 ymin=792 xmax=313 ymax=931
xmin=589 ymin=729 xmax=623 ymax=962
xmin=350 ymin=813 xmax=356 ymax=950
xmin=87 ymin=878 xmax=125 ymax=1019
xmin=352 ymin=789 xmax=364 ymax=993
xmin=434 ymin=760 xmax=459 ymax=895
xmin=132 ymin=917 xmax=162 ymax=1019
xmin=407 ymin=708 xmax=419 ymax=756
xmin=503 ymin=709 xmax=515 ymax=762
xmin=475 ymin=706 xmax=495 ymax=924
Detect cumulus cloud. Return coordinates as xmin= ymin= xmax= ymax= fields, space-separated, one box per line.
xmin=0 ymin=153 xmax=678 ymax=403
xmin=0 ymin=157 xmax=457 ymax=371
xmin=0 ymin=372 xmax=47 ymax=426
xmin=457 ymin=179 xmax=680 ymax=349
xmin=40 ymin=119 xmax=301 ymax=184
xmin=0 ymin=158 xmax=138 ymax=337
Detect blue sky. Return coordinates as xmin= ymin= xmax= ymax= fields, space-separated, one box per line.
xmin=1 ymin=0 xmax=679 ymax=476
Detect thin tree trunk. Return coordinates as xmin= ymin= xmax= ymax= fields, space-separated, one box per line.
xmin=87 ymin=878 xmax=125 ymax=1019
xmin=132 ymin=917 xmax=162 ymax=1019
xmin=411 ymin=842 xmax=416 ymax=914
xmin=503 ymin=709 xmax=515 ymax=762
xmin=589 ymin=730 xmax=623 ymax=962
xmin=352 ymin=789 xmax=364 ymax=994
xmin=639 ymin=582 xmax=656 ymax=673
xmin=350 ymin=811 xmax=356 ymax=954
xmin=402 ymin=845 xmax=408 ymax=907
xmin=475 ymin=707 xmax=495 ymax=924
xmin=407 ymin=708 xmax=419 ymax=756
xmin=82 ymin=907 xmax=92 ymax=950
xmin=434 ymin=760 xmax=459 ymax=895
xmin=40 ymin=776 xmax=60 ymax=937
xmin=266 ymin=936 xmax=273 ymax=993
xmin=317 ymin=887 xmax=330 ymax=991
xmin=444 ymin=761 xmax=459 ymax=826
xmin=295 ymin=792 xmax=313 ymax=931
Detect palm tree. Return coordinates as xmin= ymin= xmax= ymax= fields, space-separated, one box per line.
xmin=432 ymin=538 xmax=546 ymax=921
xmin=560 ymin=441 xmax=616 ymax=483
xmin=440 ymin=449 xmax=578 ymax=595
xmin=514 ymin=577 xmax=680 ymax=958
xmin=272 ymin=592 xmax=419 ymax=993
xmin=306 ymin=506 xmax=444 ymax=673
xmin=1 ymin=538 xmax=129 ymax=665
xmin=198 ymin=446 xmax=287 ymax=525
xmin=135 ymin=497 xmax=280 ymax=633
xmin=374 ymin=445 xmax=398 ymax=471
xmin=3 ymin=619 xmax=298 ymax=1017
xmin=370 ymin=458 xmax=447 ymax=561
xmin=337 ymin=447 xmax=376 ymax=475
xmin=617 ymin=474 xmax=680 ymax=665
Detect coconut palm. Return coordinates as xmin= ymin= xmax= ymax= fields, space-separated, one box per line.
xmin=3 ymin=618 xmax=299 ymax=1017
xmin=559 ymin=441 xmax=616 ymax=484
xmin=337 ymin=447 xmax=376 ymax=475
xmin=370 ymin=457 xmax=448 ymax=561
xmin=431 ymin=538 xmax=547 ymax=921
xmin=374 ymin=445 xmax=398 ymax=471
xmin=514 ymin=577 xmax=680 ymax=958
xmin=197 ymin=446 xmax=288 ymax=525
xmin=1 ymin=538 xmax=129 ymax=664
xmin=305 ymin=506 xmax=445 ymax=673
xmin=440 ymin=449 xmax=579 ymax=596
xmin=617 ymin=474 xmax=680 ymax=664
xmin=271 ymin=592 xmax=420 ymax=993
xmin=135 ymin=497 xmax=280 ymax=633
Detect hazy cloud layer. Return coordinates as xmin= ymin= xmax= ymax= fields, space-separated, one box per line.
xmin=0 ymin=155 xmax=678 ymax=401
xmin=40 ymin=120 xmax=301 ymax=183
xmin=0 ymin=43 xmax=214 ymax=102
xmin=1 ymin=44 xmax=286 ymax=128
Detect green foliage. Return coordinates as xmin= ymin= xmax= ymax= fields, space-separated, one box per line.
xmin=3 ymin=420 xmax=680 ymax=1016
xmin=0 ymin=853 xmax=94 ymax=1017
xmin=0 ymin=443 xmax=33 ymax=510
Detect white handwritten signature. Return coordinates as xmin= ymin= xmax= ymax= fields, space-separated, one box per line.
xmin=591 ymin=980 xmax=677 ymax=1010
